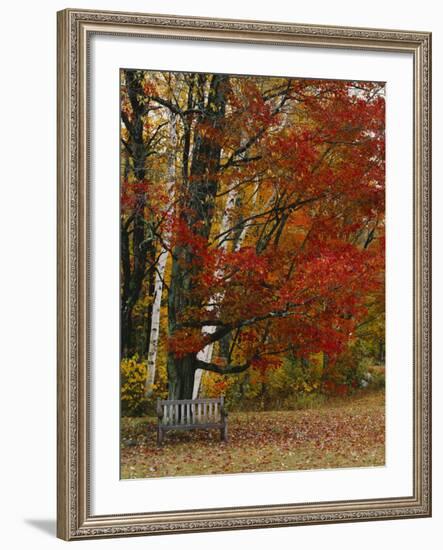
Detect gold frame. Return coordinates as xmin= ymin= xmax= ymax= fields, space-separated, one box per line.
xmin=57 ymin=8 xmax=432 ymax=540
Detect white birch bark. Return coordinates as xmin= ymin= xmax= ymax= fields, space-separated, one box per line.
xmin=144 ymin=113 xmax=177 ymax=396
xmin=233 ymin=176 xmax=259 ymax=251
xmin=192 ymin=188 xmax=237 ymax=397
xmin=192 ymin=177 xmax=259 ymax=398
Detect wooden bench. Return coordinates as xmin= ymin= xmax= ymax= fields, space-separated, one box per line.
xmin=156 ymin=397 xmax=228 ymax=445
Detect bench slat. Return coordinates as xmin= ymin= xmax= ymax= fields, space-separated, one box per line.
xmin=156 ymin=396 xmax=228 ymax=445
xmin=158 ymin=398 xmax=224 ymax=405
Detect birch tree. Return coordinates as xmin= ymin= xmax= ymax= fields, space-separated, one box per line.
xmin=144 ymin=111 xmax=177 ymax=396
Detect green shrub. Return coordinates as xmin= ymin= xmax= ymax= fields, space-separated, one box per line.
xmin=120 ymin=355 xmax=149 ymax=417
xmin=365 ymin=365 xmax=385 ymax=389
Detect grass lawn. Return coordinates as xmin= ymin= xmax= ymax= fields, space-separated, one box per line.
xmin=120 ymin=390 xmax=385 ymax=479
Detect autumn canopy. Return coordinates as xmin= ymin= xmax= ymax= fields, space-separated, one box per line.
xmin=120 ymin=69 xmax=385 ymax=403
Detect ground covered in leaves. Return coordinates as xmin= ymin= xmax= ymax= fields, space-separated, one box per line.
xmin=120 ymin=390 xmax=384 ymax=479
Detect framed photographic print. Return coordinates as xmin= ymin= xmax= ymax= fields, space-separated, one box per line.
xmin=57 ymin=8 xmax=431 ymax=540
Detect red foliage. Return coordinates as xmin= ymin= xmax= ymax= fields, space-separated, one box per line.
xmin=122 ymin=74 xmax=385 ymax=374
xmin=168 ymin=329 xmax=207 ymax=358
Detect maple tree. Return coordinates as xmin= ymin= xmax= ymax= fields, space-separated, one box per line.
xmin=120 ymin=69 xmax=385 ymax=401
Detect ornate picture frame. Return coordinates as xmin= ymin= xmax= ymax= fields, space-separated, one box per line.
xmin=57 ymin=8 xmax=431 ymax=540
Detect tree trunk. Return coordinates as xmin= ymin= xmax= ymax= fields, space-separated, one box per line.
xmin=144 ymin=251 xmax=168 ymax=396
xmin=379 ymin=339 xmax=385 ymax=363
xmin=167 ymin=74 xmax=228 ymax=400
xmin=120 ymin=69 xmax=153 ymax=358
xmin=144 ymin=112 xmax=177 ymax=396
xmin=167 ymin=354 xmax=197 ymax=400
xmin=120 ymin=215 xmax=153 ymax=358
xmin=192 ymin=174 xmax=258 ymax=398
xmin=193 ymin=186 xmax=238 ymax=398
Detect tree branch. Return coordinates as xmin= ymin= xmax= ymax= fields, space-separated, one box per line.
xmin=211 ymin=193 xmax=325 ymax=246
xmin=150 ymin=96 xmax=184 ymax=118
xmin=181 ymin=297 xmax=321 ymax=350
xmin=195 ymin=359 xmax=250 ymax=375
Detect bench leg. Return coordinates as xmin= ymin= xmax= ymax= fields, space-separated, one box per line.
xmin=157 ymin=426 xmax=163 ymax=447
xmin=221 ymin=422 xmax=228 ymax=442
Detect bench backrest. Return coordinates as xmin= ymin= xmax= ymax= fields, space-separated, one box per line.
xmin=157 ymin=397 xmax=225 ymax=426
